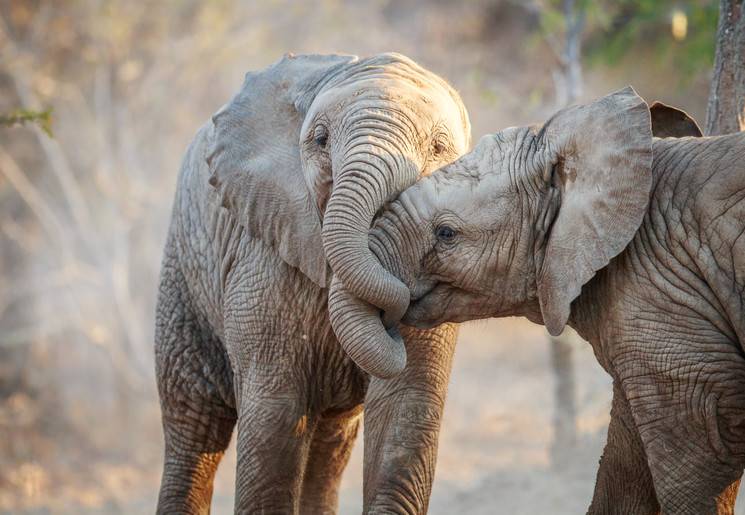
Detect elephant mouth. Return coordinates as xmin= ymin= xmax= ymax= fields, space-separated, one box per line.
xmin=404 ymin=283 xmax=493 ymax=329
xmin=403 ymin=282 xmax=451 ymax=329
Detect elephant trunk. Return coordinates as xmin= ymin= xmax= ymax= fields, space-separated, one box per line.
xmin=328 ymin=275 xmax=406 ymax=379
xmin=323 ymin=140 xmax=416 ymax=378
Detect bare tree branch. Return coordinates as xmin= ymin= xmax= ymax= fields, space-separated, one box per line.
xmin=0 ymin=143 xmax=69 ymax=252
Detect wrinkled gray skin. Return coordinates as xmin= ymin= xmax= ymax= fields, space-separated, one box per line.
xmin=334 ymin=87 xmax=745 ymax=513
xmin=154 ymin=53 xmax=470 ymax=514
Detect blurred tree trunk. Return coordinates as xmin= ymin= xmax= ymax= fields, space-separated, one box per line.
xmin=548 ymin=0 xmax=586 ymax=108
xmin=562 ymin=0 xmax=585 ymax=106
xmin=549 ymin=332 xmax=577 ymax=468
xmin=705 ymin=0 xmax=745 ymax=136
xmin=548 ymin=0 xmax=586 ymax=468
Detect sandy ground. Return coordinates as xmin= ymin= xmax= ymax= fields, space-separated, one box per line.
xmin=5 ymin=317 xmax=745 ymax=513
xmin=208 ymin=318 xmax=745 ymax=514
xmin=335 ymin=317 xmax=613 ymax=514
xmin=208 ymin=317 xmax=618 ymax=514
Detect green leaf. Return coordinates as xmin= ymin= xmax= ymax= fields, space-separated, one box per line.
xmin=0 ymin=107 xmax=54 ymax=137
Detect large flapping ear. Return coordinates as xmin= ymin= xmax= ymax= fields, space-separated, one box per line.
xmin=537 ymin=86 xmax=653 ymax=335
xmin=207 ymin=54 xmax=357 ymax=288
xmin=649 ymin=101 xmax=703 ymax=138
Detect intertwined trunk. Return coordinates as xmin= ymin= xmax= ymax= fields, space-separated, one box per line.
xmin=323 ymin=137 xmax=416 ymax=378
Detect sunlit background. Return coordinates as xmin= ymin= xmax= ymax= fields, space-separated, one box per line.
xmin=0 ymin=0 xmax=728 ymax=513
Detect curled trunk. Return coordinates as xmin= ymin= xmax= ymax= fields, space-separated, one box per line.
xmin=328 ymin=275 xmax=406 ymax=379
xmin=323 ymin=139 xmax=414 ymax=378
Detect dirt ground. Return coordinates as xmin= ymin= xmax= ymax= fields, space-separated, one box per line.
xmin=4 ymin=317 xmax=745 ymax=514
xmin=337 ymin=317 xmax=613 ymax=515
xmin=183 ymin=317 xmax=614 ymax=514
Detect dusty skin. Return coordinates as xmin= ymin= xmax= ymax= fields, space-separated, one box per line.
xmin=4 ymin=319 xmax=745 ymax=512
xmin=158 ymin=319 xmax=745 ymax=514
xmin=184 ymin=318 xmax=616 ymax=515
xmin=349 ymin=88 xmax=745 ymax=513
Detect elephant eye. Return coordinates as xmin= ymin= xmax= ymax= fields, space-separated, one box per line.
xmin=314 ymin=125 xmax=329 ymax=149
xmin=435 ymin=225 xmax=456 ymax=243
xmin=431 ymin=139 xmax=448 ymax=157
xmin=430 ymin=127 xmax=451 ymax=159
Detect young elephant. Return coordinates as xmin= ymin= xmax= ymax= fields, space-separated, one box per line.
xmin=331 ymin=87 xmax=745 ymax=513
xmin=155 ymin=53 xmax=470 ymax=513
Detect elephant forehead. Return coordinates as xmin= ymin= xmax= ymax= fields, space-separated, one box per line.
xmin=319 ymin=78 xmax=455 ymax=113
xmin=447 ymin=135 xmax=509 ymax=180
xmin=439 ymin=180 xmax=501 ymax=219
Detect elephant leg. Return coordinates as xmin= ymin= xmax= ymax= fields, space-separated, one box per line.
xmin=630 ymin=386 xmax=745 ymax=514
xmin=588 ymin=379 xmax=660 ymax=515
xmin=362 ymin=323 xmax=458 ymax=514
xmin=611 ymin=325 xmax=745 ymax=514
xmin=229 ymin=355 xmax=318 ymax=513
xmin=155 ymin=266 xmax=236 ymax=514
xmin=299 ymin=406 xmax=363 ymax=513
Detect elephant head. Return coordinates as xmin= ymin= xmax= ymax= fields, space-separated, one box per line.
xmin=206 ymin=53 xmax=470 ymax=378
xmin=332 ymin=87 xmax=655 ymax=358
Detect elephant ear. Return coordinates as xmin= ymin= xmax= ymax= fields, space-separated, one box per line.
xmin=207 ymin=53 xmax=357 ymax=288
xmin=537 ymin=86 xmax=653 ymax=336
xmin=649 ymin=101 xmax=703 ymax=138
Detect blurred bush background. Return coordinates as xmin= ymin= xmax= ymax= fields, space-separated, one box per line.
xmin=0 ymin=0 xmax=728 ymax=512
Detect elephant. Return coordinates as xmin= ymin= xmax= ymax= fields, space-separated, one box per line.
xmin=154 ymin=52 xmax=470 ymax=514
xmin=649 ymin=100 xmax=703 ymax=139
xmin=330 ymin=87 xmax=745 ymax=513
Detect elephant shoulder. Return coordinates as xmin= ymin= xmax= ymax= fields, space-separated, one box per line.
xmin=168 ymin=123 xmax=245 ymax=283
xmin=171 ymin=122 xmax=223 ymax=237
xmin=688 ymin=135 xmax=745 ymax=251
xmin=174 ymin=121 xmax=219 ymax=209
xmin=679 ymin=134 xmax=745 ymax=223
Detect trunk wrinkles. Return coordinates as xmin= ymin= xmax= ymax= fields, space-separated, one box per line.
xmin=323 ymin=136 xmax=418 ymax=378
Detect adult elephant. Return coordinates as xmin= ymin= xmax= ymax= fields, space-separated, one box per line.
xmin=155 ymin=52 xmax=470 ymax=514
xmin=332 ymin=87 xmax=745 ymax=513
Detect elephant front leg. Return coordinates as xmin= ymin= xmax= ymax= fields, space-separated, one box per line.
xmin=299 ymin=406 xmax=363 ymax=513
xmin=362 ymin=323 xmax=458 ymax=514
xmin=232 ymin=376 xmax=317 ymax=514
xmin=610 ymin=325 xmax=745 ymax=514
xmin=588 ymin=379 xmax=659 ymax=514
xmin=155 ymin=266 xmax=237 ymax=515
